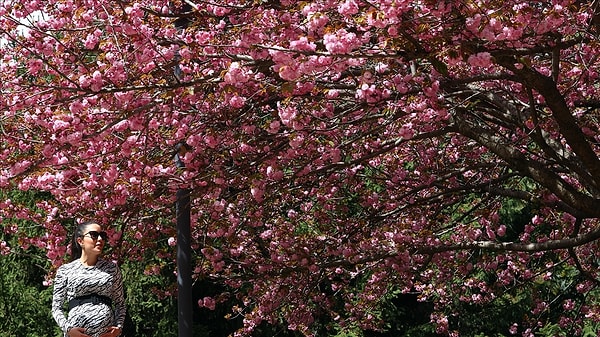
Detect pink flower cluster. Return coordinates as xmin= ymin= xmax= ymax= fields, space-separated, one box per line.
xmin=323 ymin=29 xmax=361 ymax=54
xmin=0 ymin=241 xmax=10 ymax=255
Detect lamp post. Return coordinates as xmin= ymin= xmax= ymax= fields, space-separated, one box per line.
xmin=173 ymin=2 xmax=193 ymax=336
xmin=174 ymin=142 xmax=192 ymax=337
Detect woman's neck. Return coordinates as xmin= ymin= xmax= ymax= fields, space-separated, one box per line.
xmin=80 ymin=254 xmax=98 ymax=266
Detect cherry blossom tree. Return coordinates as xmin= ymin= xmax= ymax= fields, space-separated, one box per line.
xmin=2 ymin=0 xmax=600 ymax=335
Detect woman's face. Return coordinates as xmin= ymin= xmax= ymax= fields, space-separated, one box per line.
xmin=77 ymin=223 xmax=106 ymax=256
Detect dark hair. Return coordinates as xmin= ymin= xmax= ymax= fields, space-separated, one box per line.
xmin=70 ymin=221 xmax=99 ymax=261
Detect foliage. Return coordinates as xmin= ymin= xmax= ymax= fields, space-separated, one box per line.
xmin=120 ymin=259 xmax=178 ymax=337
xmin=0 ymin=248 xmax=58 ymax=337
xmin=2 ymin=0 xmax=600 ymax=335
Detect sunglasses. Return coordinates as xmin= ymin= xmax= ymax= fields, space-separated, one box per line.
xmin=82 ymin=230 xmax=109 ymax=241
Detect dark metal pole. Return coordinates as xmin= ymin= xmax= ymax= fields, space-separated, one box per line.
xmin=175 ymin=144 xmax=192 ymax=337
xmin=172 ymin=2 xmax=193 ymax=336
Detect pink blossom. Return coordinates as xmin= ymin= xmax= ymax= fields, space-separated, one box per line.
xmin=497 ymin=225 xmax=507 ymax=237
xmin=10 ymin=160 xmax=32 ymax=176
xmin=84 ymin=29 xmax=101 ymax=49
xmin=398 ymin=124 xmax=414 ymax=140
xmin=467 ymin=52 xmax=493 ymax=68
xmin=251 ymin=184 xmax=265 ymax=202
xmin=199 ymin=297 xmax=216 ymax=310
xmin=561 ymin=212 xmax=575 ymax=225
xmin=278 ymin=104 xmax=297 ymax=127
xmin=375 ymin=63 xmax=388 ymax=73
xmin=144 ymin=265 xmax=161 ymax=276
xmin=267 ymin=120 xmax=281 ymax=134
xmin=224 ymin=62 xmax=251 ymax=85
xmin=326 ymin=89 xmax=339 ymax=99
xmin=498 ymin=26 xmax=523 ymax=40
xmin=289 ymin=133 xmax=304 ymax=149
xmin=432 ymin=313 xmax=449 ymax=334
xmin=90 ymin=70 xmax=104 ymax=92
xmin=37 ymin=172 xmax=55 ymax=185
xmin=289 ymin=37 xmax=316 ymax=52
xmin=277 ymin=65 xmax=301 ymax=81
xmin=465 ymin=14 xmax=482 ymax=33
xmin=338 ymin=0 xmax=359 ymax=15
xmin=576 ymin=281 xmax=593 ymax=293
xmin=114 ymin=91 xmax=134 ymax=105
xmin=195 ymin=31 xmax=211 ymax=44
xmin=305 ymin=12 xmax=329 ymax=33
xmin=204 ymin=135 xmax=219 ymax=148
xmin=79 ymin=75 xmax=91 ymax=88
xmin=124 ymin=4 xmax=144 ymax=18
xmin=141 ymin=61 xmax=156 ymax=73
xmin=69 ymin=101 xmax=84 ymax=114
xmin=229 ymin=95 xmax=246 ymax=108
xmin=485 ymin=226 xmax=496 ymax=240
xmin=0 ymin=241 xmax=10 ymax=255
xmin=266 ymin=166 xmax=284 ymax=180
xmin=51 ymin=119 xmax=70 ymax=132
xmin=27 ymin=59 xmax=43 ymax=75
xmin=563 ymin=299 xmax=575 ymax=310
xmin=323 ymin=29 xmax=359 ymax=54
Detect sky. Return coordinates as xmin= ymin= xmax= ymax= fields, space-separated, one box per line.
xmin=0 ymin=10 xmax=44 ymax=47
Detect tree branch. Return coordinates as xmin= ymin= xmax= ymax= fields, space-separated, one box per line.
xmin=417 ymin=226 xmax=600 ymax=254
xmin=493 ymin=53 xmax=600 ymax=192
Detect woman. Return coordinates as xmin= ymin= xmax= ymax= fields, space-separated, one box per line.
xmin=52 ymin=221 xmax=126 ymax=337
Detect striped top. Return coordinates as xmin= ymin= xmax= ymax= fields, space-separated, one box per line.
xmin=51 ymin=259 xmax=126 ymax=337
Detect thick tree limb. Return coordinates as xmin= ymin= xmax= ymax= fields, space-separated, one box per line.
xmin=494 ymin=53 xmax=600 ymax=192
xmin=416 ymin=226 xmax=600 ymax=254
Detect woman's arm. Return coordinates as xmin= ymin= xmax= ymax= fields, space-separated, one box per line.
xmin=111 ymin=264 xmax=126 ymax=328
xmin=51 ymin=267 xmax=72 ymax=333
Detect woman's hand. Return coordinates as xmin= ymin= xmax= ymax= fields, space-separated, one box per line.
xmin=99 ymin=326 xmax=122 ymax=337
xmin=67 ymin=327 xmax=91 ymax=337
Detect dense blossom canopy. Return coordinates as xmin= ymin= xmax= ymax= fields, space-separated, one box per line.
xmin=2 ymin=0 xmax=600 ymax=335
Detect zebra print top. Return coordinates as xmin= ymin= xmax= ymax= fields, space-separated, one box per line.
xmin=51 ymin=259 xmax=126 ymax=337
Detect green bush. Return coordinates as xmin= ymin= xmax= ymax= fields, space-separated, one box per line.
xmin=0 ymin=250 xmax=59 ymax=337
